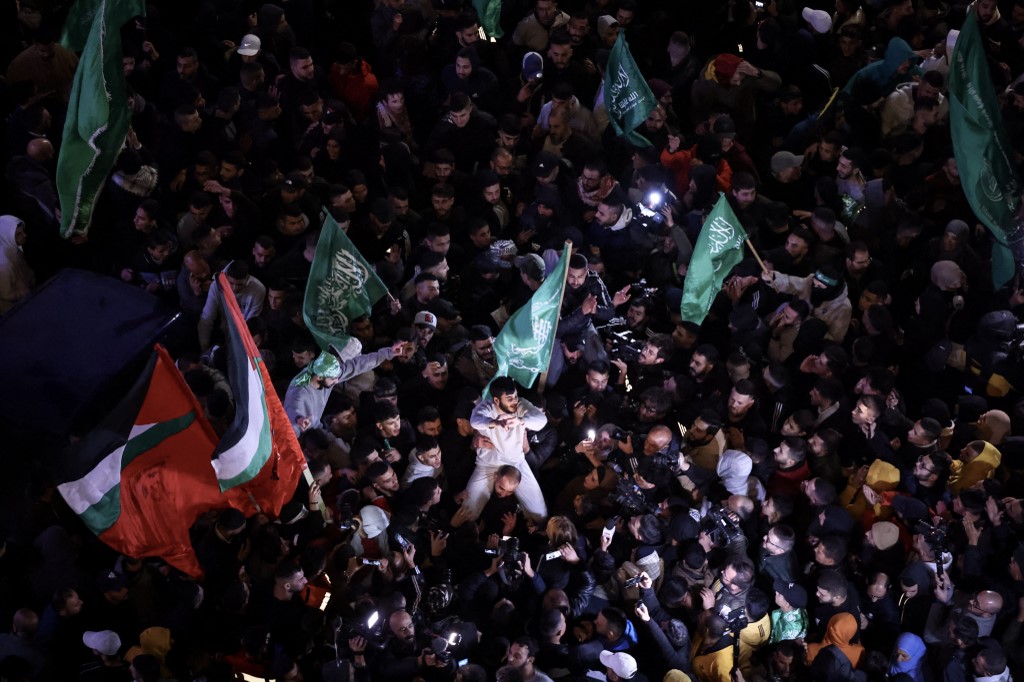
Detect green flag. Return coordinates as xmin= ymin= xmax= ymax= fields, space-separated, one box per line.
xmin=948 ymin=10 xmax=1021 ymax=289
xmin=492 ymin=245 xmax=570 ymax=390
xmin=303 ymin=212 xmax=390 ymax=353
xmin=605 ymin=32 xmax=657 ymax=147
xmin=680 ymin=194 xmax=749 ymax=326
xmin=472 ymin=0 xmax=504 ymax=39
xmin=57 ymin=0 xmax=145 ymax=239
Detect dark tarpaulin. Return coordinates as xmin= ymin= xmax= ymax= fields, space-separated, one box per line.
xmin=0 ymin=269 xmax=180 ymax=456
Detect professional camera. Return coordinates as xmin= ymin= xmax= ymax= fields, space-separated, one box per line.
xmin=912 ymin=518 xmax=950 ymax=575
xmin=634 ymin=188 xmax=678 ymax=230
xmin=484 ymin=536 xmax=527 ymax=586
xmin=598 ymin=319 xmax=647 ymax=362
xmin=613 ymin=478 xmax=659 ymax=516
xmin=430 ymin=631 xmax=463 ymax=665
xmin=700 ymin=507 xmax=744 ymax=549
xmin=334 ymin=609 xmax=387 ymax=649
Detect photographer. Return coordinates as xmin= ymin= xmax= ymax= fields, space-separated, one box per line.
xmin=549 ymin=253 xmax=631 ymax=386
xmin=632 ymin=571 xmax=691 ymax=677
xmin=609 ymin=334 xmax=673 ymax=397
xmin=375 ymin=608 xmax=453 ymax=679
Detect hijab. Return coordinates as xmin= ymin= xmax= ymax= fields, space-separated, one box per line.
xmin=807 ymin=613 xmax=864 ymax=668
xmin=889 ymin=632 xmax=926 ymax=682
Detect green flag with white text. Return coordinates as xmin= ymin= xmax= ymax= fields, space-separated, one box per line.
xmin=303 ymin=212 xmax=390 ymax=353
xmin=492 ymin=245 xmax=570 ymax=389
xmin=57 ymin=0 xmax=145 ymax=238
xmin=948 ymin=10 xmax=1021 ymax=289
xmin=472 ymin=0 xmax=504 ymax=39
xmin=605 ymin=32 xmax=657 ymax=147
xmin=681 ymin=194 xmax=749 ymax=326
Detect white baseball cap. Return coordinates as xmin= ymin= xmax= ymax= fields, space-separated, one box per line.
xmin=237 ymin=34 xmax=262 ymax=56
xmin=599 ymin=651 xmax=637 ymax=679
xmin=83 ymin=630 xmax=121 ymax=656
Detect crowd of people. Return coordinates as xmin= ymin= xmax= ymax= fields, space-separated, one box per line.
xmin=3 ymin=0 xmax=1024 ymax=682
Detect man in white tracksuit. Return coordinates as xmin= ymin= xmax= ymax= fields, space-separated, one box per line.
xmin=466 ymin=376 xmax=548 ymax=521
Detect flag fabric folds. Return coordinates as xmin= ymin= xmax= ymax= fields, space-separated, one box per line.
xmin=213 ymin=273 xmax=306 ymax=515
xmin=57 ymin=0 xmax=145 ymax=238
xmin=605 ymin=32 xmax=657 ymax=147
xmin=680 ymin=194 xmax=749 ymax=326
xmin=492 ymin=244 xmax=571 ymax=389
xmin=472 ymin=0 xmax=504 ymax=39
xmin=948 ymin=11 xmax=1021 ymax=289
xmin=55 ymin=345 xmax=227 ymax=576
xmin=303 ymin=212 xmax=390 ymax=353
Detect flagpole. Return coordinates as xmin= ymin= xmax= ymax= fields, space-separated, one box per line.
xmin=543 ymin=241 xmax=574 ymax=379
xmin=745 ymin=239 xmax=769 ymax=275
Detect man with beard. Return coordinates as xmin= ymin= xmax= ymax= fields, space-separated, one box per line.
xmin=465 ymin=377 xmax=549 ymax=521
xmin=680 ymin=344 xmax=730 ymax=420
xmin=549 ymin=253 xmax=630 ymax=385
xmin=683 ymin=410 xmax=727 ymax=473
xmin=761 ymin=265 xmax=852 ymax=343
xmin=453 ymin=325 xmax=498 ymax=390
xmin=284 ymin=345 xmax=407 ymax=436
xmin=722 ymin=380 xmax=768 ymax=450
xmin=377 ymin=609 xmax=442 ymax=677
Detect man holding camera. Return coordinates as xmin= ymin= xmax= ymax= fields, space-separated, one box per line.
xmin=465 ymin=377 xmax=549 ymax=521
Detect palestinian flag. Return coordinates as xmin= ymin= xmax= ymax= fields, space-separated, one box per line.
xmin=55 ymin=345 xmax=229 ymax=576
xmin=213 ymin=273 xmax=306 ymax=516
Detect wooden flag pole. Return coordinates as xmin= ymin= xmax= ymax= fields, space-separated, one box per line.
xmin=745 ymin=239 xmax=770 ymax=275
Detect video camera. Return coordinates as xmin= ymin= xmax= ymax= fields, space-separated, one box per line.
xmin=700 ymin=507 xmax=744 ymax=549
xmin=597 ymin=319 xmax=646 ymax=363
xmin=333 ymin=610 xmax=387 ymax=650
xmin=912 ymin=518 xmax=950 ymax=576
xmin=484 ymin=536 xmax=527 ymax=586
xmin=635 ymin=188 xmax=678 ymax=231
xmin=613 ymin=478 xmax=659 ymax=517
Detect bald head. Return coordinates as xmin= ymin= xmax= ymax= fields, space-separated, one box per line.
xmin=27 ymin=138 xmax=54 ymax=162
xmin=975 ymin=590 xmax=1003 ymax=615
xmin=643 ymin=425 xmax=673 ymax=455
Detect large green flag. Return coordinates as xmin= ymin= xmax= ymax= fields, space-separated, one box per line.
xmin=472 ymin=0 xmax=504 ymax=39
xmin=303 ymin=212 xmax=390 ymax=353
xmin=492 ymin=245 xmax=571 ymax=389
xmin=57 ymin=0 xmax=145 ymax=238
xmin=680 ymin=194 xmax=749 ymax=326
xmin=948 ymin=10 xmax=1021 ymax=289
xmin=605 ymin=32 xmax=657 ymax=147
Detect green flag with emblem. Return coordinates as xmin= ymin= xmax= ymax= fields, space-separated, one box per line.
xmin=681 ymin=194 xmax=749 ymax=326
xmin=948 ymin=10 xmax=1021 ymax=288
xmin=605 ymin=32 xmax=657 ymax=147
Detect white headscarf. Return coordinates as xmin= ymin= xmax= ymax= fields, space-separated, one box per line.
xmin=0 ymin=215 xmax=34 ymax=313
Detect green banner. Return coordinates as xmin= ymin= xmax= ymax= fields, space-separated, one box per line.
xmin=605 ymin=32 xmax=656 ymax=147
xmin=493 ymin=245 xmax=570 ymax=389
xmin=472 ymin=0 xmax=504 ymax=39
xmin=948 ymin=10 xmax=1021 ymax=288
xmin=303 ymin=212 xmax=390 ymax=352
xmin=681 ymin=194 xmax=749 ymax=326
xmin=57 ymin=0 xmax=145 ymax=238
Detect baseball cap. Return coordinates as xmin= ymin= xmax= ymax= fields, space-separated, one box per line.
xmin=84 ymin=630 xmax=121 ymax=656
xmin=283 ymin=171 xmax=309 ymax=190
xmin=802 ymin=7 xmax=833 ymax=33
xmin=533 ymin=151 xmax=560 ymax=179
xmin=413 ymin=311 xmax=438 ymax=329
xmin=771 ymin=151 xmax=804 ymax=174
xmin=522 ymin=51 xmax=544 ymax=81
xmin=359 ymin=505 xmax=390 ymax=538
xmin=599 ymin=651 xmax=637 ymax=679
xmin=773 ymin=579 xmax=808 ymax=608
xmin=514 ymin=253 xmax=546 ymax=282
xmin=97 ymin=570 xmax=128 ymax=593
xmin=237 ymin=34 xmax=261 ymax=56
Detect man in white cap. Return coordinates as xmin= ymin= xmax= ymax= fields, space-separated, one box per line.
xmin=81 ymin=630 xmax=124 ymax=678
xmin=236 ymin=34 xmax=262 ymax=60
xmin=600 ymin=650 xmax=645 ymax=682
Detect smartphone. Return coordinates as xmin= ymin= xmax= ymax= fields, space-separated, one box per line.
xmin=545 ymin=551 xmax=562 ymax=561
xmin=755 ymin=0 xmax=765 ymax=7
xmin=636 ymin=598 xmax=645 ymax=609
xmin=395 ymin=533 xmax=411 ymax=550
xmin=361 ymin=558 xmax=381 ymax=567
xmin=587 ymin=429 xmax=596 ymax=440
xmin=737 ymin=43 xmax=744 ymax=53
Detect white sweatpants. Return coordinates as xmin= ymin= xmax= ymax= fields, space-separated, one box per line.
xmin=463 ymin=458 xmax=548 ymax=522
